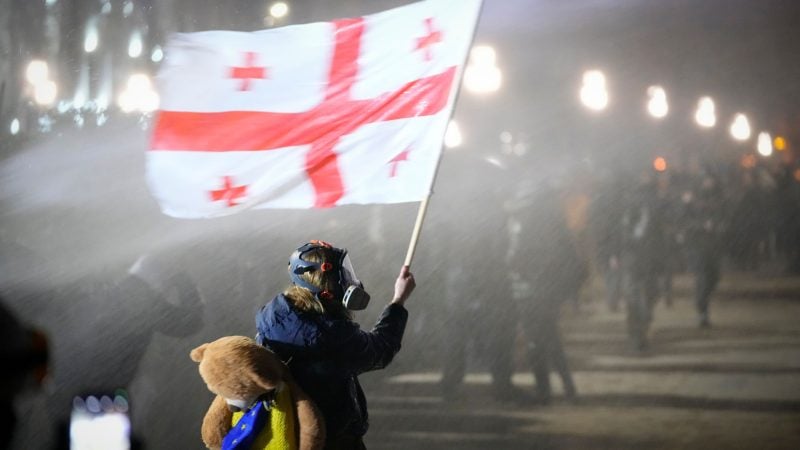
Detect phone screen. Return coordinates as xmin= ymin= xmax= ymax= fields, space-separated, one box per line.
xmin=69 ymin=393 xmax=131 ymax=450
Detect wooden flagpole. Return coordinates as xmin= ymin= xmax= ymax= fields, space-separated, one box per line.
xmin=403 ymin=195 xmax=431 ymax=266
xmin=403 ymin=0 xmax=485 ymax=267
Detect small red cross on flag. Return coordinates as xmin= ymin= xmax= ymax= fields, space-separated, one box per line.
xmin=388 ymin=148 xmax=411 ymax=178
xmin=416 ymin=18 xmax=443 ymax=61
xmin=148 ymin=0 xmax=481 ymax=218
xmin=209 ymin=176 xmax=248 ymax=207
xmin=229 ymin=52 xmax=269 ymax=91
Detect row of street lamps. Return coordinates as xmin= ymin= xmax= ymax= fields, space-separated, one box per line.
xmin=579 ymin=69 xmax=786 ymax=158
xmin=448 ymin=53 xmax=783 ymax=162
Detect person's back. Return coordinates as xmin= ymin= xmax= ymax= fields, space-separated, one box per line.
xmin=678 ymin=173 xmax=723 ymax=327
xmin=257 ymin=293 xmax=404 ymax=442
xmin=620 ymin=181 xmax=668 ymax=280
xmin=509 ymin=183 xmax=585 ymax=299
xmin=506 ymin=182 xmax=580 ymax=402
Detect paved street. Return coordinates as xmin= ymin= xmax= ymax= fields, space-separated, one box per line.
xmin=361 ymin=273 xmax=800 ymax=449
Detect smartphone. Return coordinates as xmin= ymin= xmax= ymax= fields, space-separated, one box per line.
xmin=69 ymin=392 xmax=131 ymax=450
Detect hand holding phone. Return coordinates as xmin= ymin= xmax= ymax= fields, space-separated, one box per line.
xmin=69 ymin=393 xmax=131 ymax=450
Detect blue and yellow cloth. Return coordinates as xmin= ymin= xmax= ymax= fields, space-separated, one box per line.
xmin=223 ymin=386 xmax=297 ymax=450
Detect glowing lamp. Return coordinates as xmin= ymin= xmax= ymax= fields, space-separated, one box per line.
xmin=646 ymin=85 xmax=668 ymax=118
xmin=774 ymin=136 xmax=787 ymax=151
xmin=444 ymin=120 xmax=462 ymax=148
xmin=695 ymin=96 xmax=716 ymax=128
xmin=757 ymin=132 xmax=772 ymax=156
xmin=729 ymin=113 xmax=751 ymax=141
xmin=269 ymin=2 xmax=289 ymax=19
xmin=580 ymin=70 xmax=609 ymax=111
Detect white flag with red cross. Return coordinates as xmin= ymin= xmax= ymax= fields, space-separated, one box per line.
xmin=148 ymin=0 xmax=482 ymax=218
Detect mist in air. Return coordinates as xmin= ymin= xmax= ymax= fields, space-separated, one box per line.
xmin=2 ymin=1 xmax=800 ymax=449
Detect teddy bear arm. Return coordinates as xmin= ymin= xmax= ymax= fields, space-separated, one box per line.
xmin=290 ymin=381 xmax=326 ymax=450
xmin=201 ymin=394 xmax=233 ymax=450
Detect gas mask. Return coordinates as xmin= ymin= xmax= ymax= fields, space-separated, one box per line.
xmin=288 ymin=241 xmax=371 ymax=311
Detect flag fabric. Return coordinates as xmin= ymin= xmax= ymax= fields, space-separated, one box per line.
xmin=148 ymin=0 xmax=482 ymax=218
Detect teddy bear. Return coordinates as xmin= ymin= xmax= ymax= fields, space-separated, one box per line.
xmin=190 ymin=336 xmax=325 ymax=450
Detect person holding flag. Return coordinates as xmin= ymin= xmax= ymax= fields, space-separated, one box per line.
xmin=149 ymin=0 xmax=482 ymax=446
xmin=255 ymin=241 xmax=416 ymax=449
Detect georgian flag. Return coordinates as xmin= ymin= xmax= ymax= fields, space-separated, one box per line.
xmin=148 ymin=0 xmax=482 ymax=218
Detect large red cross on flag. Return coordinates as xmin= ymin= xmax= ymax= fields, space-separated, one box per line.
xmin=148 ymin=0 xmax=481 ymax=218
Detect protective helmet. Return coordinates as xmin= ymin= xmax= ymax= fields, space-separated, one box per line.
xmin=288 ymin=240 xmax=370 ymax=310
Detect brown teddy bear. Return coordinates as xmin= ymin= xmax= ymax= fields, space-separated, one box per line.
xmin=190 ymin=336 xmax=325 ymax=450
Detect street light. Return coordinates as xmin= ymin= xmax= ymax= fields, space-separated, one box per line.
xmin=26 ymin=60 xmax=49 ymax=85
xmin=646 ymin=85 xmax=668 ymax=118
xmin=579 ymin=70 xmax=609 ymax=111
xmin=269 ymin=2 xmax=289 ymax=19
xmin=444 ymin=120 xmax=462 ymax=148
xmin=151 ymin=46 xmax=164 ymax=63
xmin=84 ymin=21 xmax=99 ymax=53
xmin=128 ymin=31 xmax=143 ymax=58
xmin=757 ymin=132 xmax=773 ymax=156
xmin=118 ymin=74 xmax=159 ymax=113
xmin=123 ymin=0 xmax=134 ymax=17
xmin=694 ymin=96 xmax=716 ymax=128
xmin=34 ymin=80 xmax=58 ymax=106
xmin=774 ymin=136 xmax=787 ymax=151
xmin=463 ymin=45 xmax=502 ymax=94
xmin=729 ymin=113 xmax=751 ymax=141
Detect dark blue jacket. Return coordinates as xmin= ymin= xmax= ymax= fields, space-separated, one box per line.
xmin=255 ymin=294 xmax=408 ymax=441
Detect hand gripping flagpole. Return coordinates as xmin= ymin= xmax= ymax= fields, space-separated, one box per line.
xmin=403 ymin=0 xmax=485 ymax=267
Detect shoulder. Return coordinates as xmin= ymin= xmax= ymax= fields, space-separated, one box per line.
xmin=256 ymin=294 xmax=288 ymax=323
xmin=258 ymin=294 xmax=352 ymax=349
xmin=256 ymin=294 xmax=308 ymax=337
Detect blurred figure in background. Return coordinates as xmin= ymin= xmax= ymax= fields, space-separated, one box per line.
xmin=438 ymin=154 xmax=519 ymax=402
xmin=507 ymin=179 xmax=582 ymax=404
xmin=562 ymin=173 xmax=593 ymax=311
xmin=654 ymin=172 xmax=681 ymax=308
xmin=40 ymin=253 xmax=204 ymax=437
xmin=775 ymin=166 xmax=800 ymax=273
xmin=589 ymin=175 xmax=626 ymax=312
xmin=727 ymin=171 xmax=766 ymax=271
xmin=678 ymin=169 xmax=724 ymax=328
xmin=620 ymin=171 xmax=667 ymax=351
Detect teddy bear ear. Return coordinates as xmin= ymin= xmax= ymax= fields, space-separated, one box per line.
xmin=190 ymin=343 xmax=208 ymax=362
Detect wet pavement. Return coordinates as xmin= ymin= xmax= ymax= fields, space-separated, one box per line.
xmin=361 ymin=273 xmax=800 ymax=450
